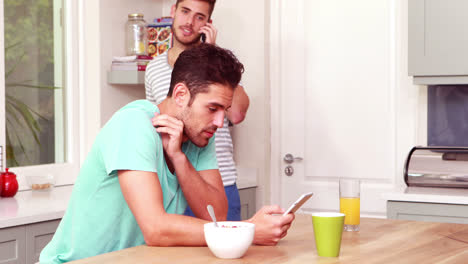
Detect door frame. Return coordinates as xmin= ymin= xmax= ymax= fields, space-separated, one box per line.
xmin=0 ymin=1 xmax=5 ymax=171
xmin=269 ymin=0 xmax=294 ymax=206
xmin=269 ymin=0 xmax=308 ymax=207
xmin=269 ymin=0 xmax=280 ymax=206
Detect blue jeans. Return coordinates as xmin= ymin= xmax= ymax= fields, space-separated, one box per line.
xmin=184 ymin=183 xmax=241 ymax=221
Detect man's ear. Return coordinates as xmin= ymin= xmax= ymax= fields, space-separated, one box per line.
xmin=172 ymin=83 xmax=191 ymax=107
xmin=171 ymin=4 xmax=176 ymax=18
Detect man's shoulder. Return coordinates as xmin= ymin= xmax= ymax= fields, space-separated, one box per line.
xmin=108 ymin=100 xmax=158 ymax=128
xmin=147 ymin=52 xmax=170 ymax=71
xmin=145 ymin=52 xmax=172 ymax=100
xmin=119 ymin=100 xmax=158 ymax=113
xmin=97 ymin=100 xmax=159 ymax=147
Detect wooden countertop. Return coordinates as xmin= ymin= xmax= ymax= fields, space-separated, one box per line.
xmin=70 ymin=214 xmax=468 ymax=264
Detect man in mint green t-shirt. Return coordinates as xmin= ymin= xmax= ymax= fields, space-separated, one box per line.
xmin=40 ymin=44 xmax=295 ymax=264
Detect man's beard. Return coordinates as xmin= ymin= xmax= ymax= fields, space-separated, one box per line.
xmin=172 ymin=25 xmax=202 ymax=46
xmin=183 ymin=127 xmax=205 ymax=148
xmin=179 ymin=108 xmax=216 ymax=148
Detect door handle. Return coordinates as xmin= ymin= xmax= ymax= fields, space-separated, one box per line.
xmin=284 ymin=153 xmax=303 ymax=164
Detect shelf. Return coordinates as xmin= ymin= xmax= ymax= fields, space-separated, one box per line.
xmin=107 ymin=71 xmax=145 ymax=84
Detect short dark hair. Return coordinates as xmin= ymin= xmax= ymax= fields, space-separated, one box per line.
xmin=175 ymin=0 xmax=216 ymax=17
xmin=168 ymin=43 xmax=244 ymax=104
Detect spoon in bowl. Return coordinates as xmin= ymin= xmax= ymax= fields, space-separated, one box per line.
xmin=207 ymin=204 xmax=219 ymax=227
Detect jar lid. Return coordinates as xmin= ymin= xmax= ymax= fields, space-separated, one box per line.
xmin=128 ymin=13 xmax=144 ymax=18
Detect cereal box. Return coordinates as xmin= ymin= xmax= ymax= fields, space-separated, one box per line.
xmin=147 ymin=17 xmax=173 ymax=58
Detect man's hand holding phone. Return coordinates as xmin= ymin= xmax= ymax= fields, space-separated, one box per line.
xmin=248 ymin=205 xmax=295 ymax=245
xmin=199 ymin=21 xmax=217 ymax=44
xmin=283 ymin=192 xmax=314 ymax=216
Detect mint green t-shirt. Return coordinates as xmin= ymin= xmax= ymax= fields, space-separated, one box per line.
xmin=40 ymin=100 xmax=218 ymax=264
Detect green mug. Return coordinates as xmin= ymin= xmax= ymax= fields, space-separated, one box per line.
xmin=312 ymin=212 xmax=345 ymax=257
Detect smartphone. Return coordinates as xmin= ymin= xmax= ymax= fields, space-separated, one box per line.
xmin=200 ymin=33 xmax=206 ymax=43
xmin=283 ymin=192 xmax=314 ymax=216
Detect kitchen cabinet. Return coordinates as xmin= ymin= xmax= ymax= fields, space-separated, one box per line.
xmin=408 ymin=0 xmax=468 ymax=84
xmin=387 ymin=201 xmax=468 ymax=224
xmin=0 ymin=225 xmax=26 ymax=264
xmin=0 ymin=219 xmax=60 ymax=264
xmin=239 ymin=187 xmax=256 ymax=220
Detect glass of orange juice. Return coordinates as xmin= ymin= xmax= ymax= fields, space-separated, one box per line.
xmin=339 ymin=179 xmax=360 ymax=231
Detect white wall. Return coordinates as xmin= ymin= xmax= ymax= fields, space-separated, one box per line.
xmin=82 ymin=0 xmax=102 ymax=160
xmin=99 ymin=0 xmax=163 ymax=126
xmin=82 ymin=0 xmax=163 ymax=158
xmin=395 ymin=0 xmax=428 ymax=188
xmin=211 ymin=1 xmax=269 ymax=207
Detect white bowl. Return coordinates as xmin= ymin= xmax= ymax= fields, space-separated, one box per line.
xmin=204 ymin=221 xmax=255 ymax=259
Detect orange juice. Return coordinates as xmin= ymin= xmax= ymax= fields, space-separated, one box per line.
xmin=340 ymin=197 xmax=360 ymax=225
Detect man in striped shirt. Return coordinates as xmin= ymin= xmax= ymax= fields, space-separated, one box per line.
xmin=145 ymin=0 xmax=249 ymax=220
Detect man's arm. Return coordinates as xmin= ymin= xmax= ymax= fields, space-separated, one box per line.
xmin=119 ymin=169 xmax=294 ymax=246
xmin=226 ymin=85 xmax=250 ymax=124
xmin=153 ymin=113 xmax=228 ymax=220
xmin=171 ymin=156 xmax=228 ymax=221
xmin=247 ymin=205 xmax=295 ymax=245
xmin=118 ymin=170 xmax=209 ymax=246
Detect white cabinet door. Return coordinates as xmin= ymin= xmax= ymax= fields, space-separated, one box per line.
xmin=409 ymin=0 xmax=468 ymax=77
xmin=26 ymin=220 xmax=60 ymax=264
xmin=0 ymin=225 xmax=26 ymax=264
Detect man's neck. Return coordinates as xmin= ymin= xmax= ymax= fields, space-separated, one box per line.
xmin=167 ymin=41 xmax=188 ymax=67
xmin=167 ymin=38 xmax=202 ymax=67
xmin=157 ymin=99 xmax=173 ymax=116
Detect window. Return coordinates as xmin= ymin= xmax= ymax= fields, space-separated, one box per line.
xmin=4 ymin=0 xmax=64 ymax=167
xmin=1 ymin=0 xmax=80 ymax=188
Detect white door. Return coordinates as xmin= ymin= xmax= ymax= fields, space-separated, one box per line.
xmin=270 ymin=0 xmax=403 ymax=217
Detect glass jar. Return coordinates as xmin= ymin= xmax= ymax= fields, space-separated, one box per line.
xmin=125 ymin=13 xmax=147 ymax=56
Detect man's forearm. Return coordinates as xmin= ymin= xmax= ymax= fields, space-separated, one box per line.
xmin=171 ymin=153 xmax=228 ymax=220
xmin=119 ymin=170 xmax=212 ymax=247
xmin=144 ymin=213 xmax=209 ymax=246
xmin=226 ymin=85 xmax=249 ymax=124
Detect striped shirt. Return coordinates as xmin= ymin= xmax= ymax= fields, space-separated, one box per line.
xmin=145 ymin=52 xmax=238 ymax=186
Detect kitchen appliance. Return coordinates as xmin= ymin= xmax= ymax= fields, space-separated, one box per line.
xmin=405 ymin=146 xmax=468 ymax=188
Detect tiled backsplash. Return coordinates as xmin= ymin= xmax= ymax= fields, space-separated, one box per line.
xmin=428 ymin=85 xmax=468 ymax=147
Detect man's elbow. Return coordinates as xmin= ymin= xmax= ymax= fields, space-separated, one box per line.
xmin=143 ymin=227 xmax=175 ymax=247
xmin=228 ymin=111 xmax=247 ymax=125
